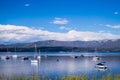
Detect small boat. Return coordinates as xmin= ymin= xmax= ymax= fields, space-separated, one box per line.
xmin=12 ymin=55 xmax=17 ymax=58
xmin=12 ymin=47 xmax=17 ymax=59
xmin=21 ymin=56 xmax=29 ymax=60
xmin=70 ymin=55 xmax=79 ymax=58
xmin=92 ymin=56 xmax=100 ymax=61
xmin=95 ymin=62 xmax=107 ymax=71
xmin=6 ymin=56 xmax=10 ymax=60
xmin=37 ymin=50 xmax=41 ymax=59
xmin=80 ymin=54 xmax=84 ymax=57
xmin=37 ymin=56 xmax=41 ymax=59
xmin=56 ymin=57 xmax=60 ymax=62
xmin=1 ymin=56 xmax=10 ymax=60
xmin=2 ymin=48 xmax=10 ymax=60
xmin=31 ymin=44 xmax=38 ymax=63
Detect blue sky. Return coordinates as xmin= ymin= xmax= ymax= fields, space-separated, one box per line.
xmin=0 ymin=0 xmax=120 ymax=43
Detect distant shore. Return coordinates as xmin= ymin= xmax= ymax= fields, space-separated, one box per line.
xmin=0 ymin=47 xmax=120 ymax=52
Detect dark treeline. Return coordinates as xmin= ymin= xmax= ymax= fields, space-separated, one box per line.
xmin=0 ymin=47 xmax=119 ymax=52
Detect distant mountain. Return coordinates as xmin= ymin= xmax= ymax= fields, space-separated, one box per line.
xmin=0 ymin=39 xmax=120 ymax=52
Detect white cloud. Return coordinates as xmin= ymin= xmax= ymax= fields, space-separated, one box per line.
xmin=0 ymin=24 xmax=120 ymax=43
xmin=24 ymin=4 xmax=30 ymax=7
xmin=52 ymin=18 xmax=68 ymax=24
xmin=114 ymin=11 xmax=119 ymax=15
xmin=106 ymin=24 xmax=120 ymax=29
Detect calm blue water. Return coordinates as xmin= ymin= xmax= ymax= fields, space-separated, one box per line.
xmin=0 ymin=52 xmax=120 ymax=79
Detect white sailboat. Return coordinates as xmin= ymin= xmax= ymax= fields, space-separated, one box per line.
xmin=12 ymin=47 xmax=17 ymax=59
xmin=37 ymin=49 xmax=41 ymax=59
xmin=31 ymin=44 xmax=38 ymax=63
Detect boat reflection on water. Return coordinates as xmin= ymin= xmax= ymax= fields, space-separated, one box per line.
xmin=31 ymin=62 xmax=38 ymax=66
xmin=95 ymin=62 xmax=107 ymax=71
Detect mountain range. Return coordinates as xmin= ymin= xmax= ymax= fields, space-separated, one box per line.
xmin=0 ymin=39 xmax=120 ymax=52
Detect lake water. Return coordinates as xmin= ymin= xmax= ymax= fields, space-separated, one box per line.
xmin=0 ymin=52 xmax=120 ymax=79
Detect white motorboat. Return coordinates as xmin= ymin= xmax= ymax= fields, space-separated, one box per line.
xmin=95 ymin=62 xmax=107 ymax=71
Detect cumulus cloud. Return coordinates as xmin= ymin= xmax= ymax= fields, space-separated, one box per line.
xmin=106 ymin=24 xmax=120 ymax=29
xmin=52 ymin=18 xmax=68 ymax=24
xmin=0 ymin=24 xmax=120 ymax=43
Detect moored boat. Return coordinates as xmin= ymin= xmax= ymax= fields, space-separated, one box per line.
xmin=92 ymin=56 xmax=100 ymax=61
xmin=95 ymin=62 xmax=107 ymax=71
xmin=31 ymin=44 xmax=38 ymax=63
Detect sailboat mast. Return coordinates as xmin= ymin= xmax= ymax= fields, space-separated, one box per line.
xmin=39 ymin=49 xmax=40 ymax=55
xmin=34 ymin=44 xmax=37 ymax=58
xmin=35 ymin=44 xmax=37 ymax=53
